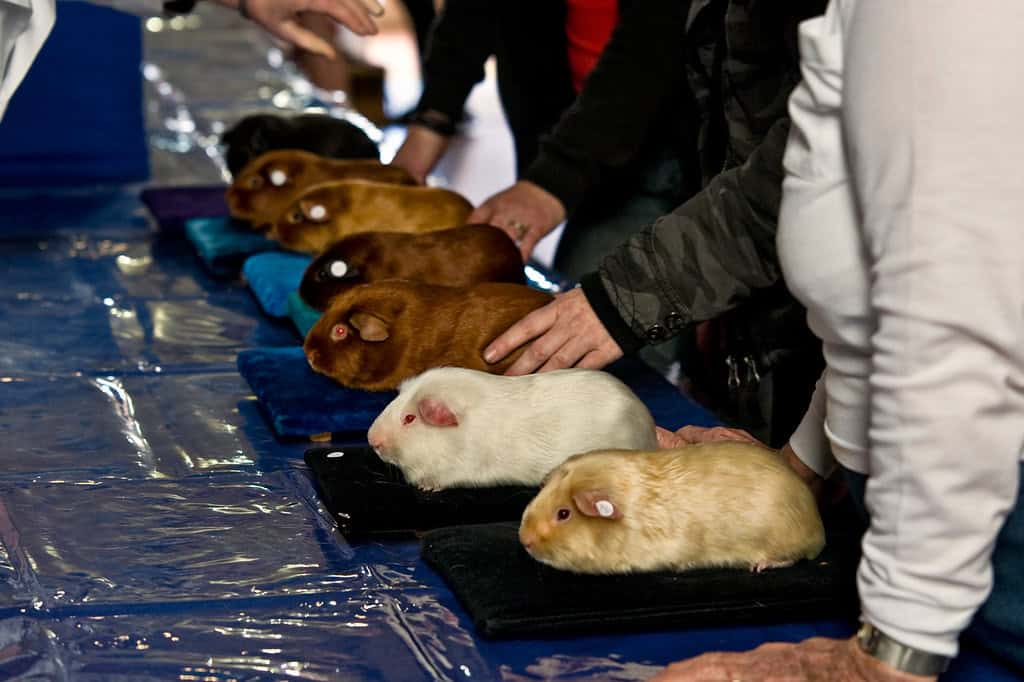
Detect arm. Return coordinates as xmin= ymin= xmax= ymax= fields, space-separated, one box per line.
xmin=470 ymin=0 xmax=691 ymax=248
xmin=391 ymin=0 xmax=496 ymax=182
xmin=845 ymin=1 xmax=1024 ymax=659
xmin=483 ymin=117 xmax=791 ymax=373
xmin=583 ymin=117 xmax=791 ymax=354
xmin=521 ymin=0 xmax=692 ymax=217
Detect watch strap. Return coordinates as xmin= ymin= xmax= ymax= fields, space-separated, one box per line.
xmin=857 ymin=623 xmax=951 ymax=677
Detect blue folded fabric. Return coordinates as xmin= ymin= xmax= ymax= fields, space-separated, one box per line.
xmin=185 ymin=217 xmax=279 ymax=279
xmin=237 ymin=346 xmax=395 ymax=437
xmin=244 ymin=252 xmax=312 ymax=317
xmin=288 ymin=293 xmax=322 ymax=338
xmin=238 ymin=346 xmax=718 ymax=438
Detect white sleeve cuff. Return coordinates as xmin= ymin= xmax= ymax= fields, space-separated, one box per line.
xmin=787 ymin=374 xmax=836 ymax=478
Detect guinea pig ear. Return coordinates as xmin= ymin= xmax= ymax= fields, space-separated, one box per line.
xmin=348 ymin=311 xmax=390 ymax=342
xmin=416 ymin=397 xmax=458 ymax=427
xmin=299 ymin=199 xmax=330 ymax=223
xmin=572 ymin=490 xmax=623 ymax=520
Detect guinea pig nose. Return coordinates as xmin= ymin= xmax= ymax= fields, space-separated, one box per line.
xmin=519 ymin=529 xmax=537 ymax=550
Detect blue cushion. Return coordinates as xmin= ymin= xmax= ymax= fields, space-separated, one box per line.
xmin=185 ymin=217 xmax=279 ymax=279
xmin=288 ymin=292 xmax=322 ymax=338
xmin=238 ymin=346 xmax=395 ymax=437
xmin=244 ymin=252 xmax=312 ymax=317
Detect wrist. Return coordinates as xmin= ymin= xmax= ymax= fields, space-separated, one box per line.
xmin=406 ymin=110 xmax=458 ymax=138
xmin=393 ymin=125 xmax=449 ymax=182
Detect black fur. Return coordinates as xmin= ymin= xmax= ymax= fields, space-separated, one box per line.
xmin=222 ymin=113 xmax=379 ymax=175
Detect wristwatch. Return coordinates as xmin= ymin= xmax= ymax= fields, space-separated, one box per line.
xmin=856 ymin=622 xmax=951 ymax=676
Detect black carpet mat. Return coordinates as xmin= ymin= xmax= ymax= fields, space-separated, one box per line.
xmin=420 ymin=517 xmax=861 ymax=638
xmin=305 ymin=445 xmax=538 ymax=538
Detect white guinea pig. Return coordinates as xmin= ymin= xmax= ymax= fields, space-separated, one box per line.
xmin=366 ymin=367 xmax=658 ymax=490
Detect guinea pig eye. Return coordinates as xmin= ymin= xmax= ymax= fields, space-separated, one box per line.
xmin=268 ymin=168 xmax=288 ymax=186
xmin=556 ymin=508 xmax=571 ymax=522
xmin=402 ymin=414 xmax=416 ymax=425
xmin=330 ymin=324 xmax=348 ymax=341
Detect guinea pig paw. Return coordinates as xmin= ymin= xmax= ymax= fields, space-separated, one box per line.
xmin=750 ymin=559 xmax=795 ymax=573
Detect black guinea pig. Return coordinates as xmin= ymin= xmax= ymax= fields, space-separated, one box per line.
xmin=221 ymin=113 xmax=379 ymax=175
xmin=299 ymin=224 xmax=525 ymax=311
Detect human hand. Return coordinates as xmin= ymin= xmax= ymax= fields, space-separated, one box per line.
xmin=650 ymin=637 xmax=938 ymax=682
xmin=655 ymin=424 xmax=764 ymax=449
xmin=391 ymin=124 xmax=451 ymax=185
xmin=468 ymin=180 xmax=567 ymax=261
xmin=483 ymin=287 xmax=622 ymax=375
xmin=221 ymin=0 xmax=383 ymax=58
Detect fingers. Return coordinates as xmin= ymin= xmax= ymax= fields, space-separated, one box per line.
xmin=669 ymin=425 xmax=761 ymax=445
xmin=354 ymin=0 xmax=384 ymax=17
xmin=468 ymin=203 xmax=495 ymax=225
xmin=504 ymin=322 xmax=574 ymax=375
xmin=575 ymin=346 xmax=619 ymax=370
xmin=656 ymin=426 xmax=683 ymax=449
xmin=536 ymin=335 xmax=592 ymax=373
xmin=517 ymin=229 xmax=541 ymax=261
xmin=483 ymin=304 xmax=556 ymax=366
xmin=274 ymin=19 xmax=338 ymax=58
xmin=311 ymin=0 xmax=380 ymax=34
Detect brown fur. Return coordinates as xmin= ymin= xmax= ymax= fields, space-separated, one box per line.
xmin=225 ymin=149 xmax=415 ymax=228
xmin=299 ymin=224 xmax=525 ymax=311
xmin=267 ymin=180 xmax=474 ymax=254
xmin=519 ymin=444 xmax=826 ymax=575
xmin=303 ymin=280 xmax=552 ymax=391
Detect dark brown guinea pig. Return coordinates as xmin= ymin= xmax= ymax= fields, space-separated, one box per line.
xmin=303 ymin=280 xmax=552 ymax=391
xmin=299 ymin=224 xmax=525 ymax=311
xmin=225 ymin=150 xmax=416 ymax=229
xmin=268 ymin=180 xmax=474 ymax=255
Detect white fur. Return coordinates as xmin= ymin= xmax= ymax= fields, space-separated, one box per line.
xmin=367 ymin=367 xmax=658 ymax=489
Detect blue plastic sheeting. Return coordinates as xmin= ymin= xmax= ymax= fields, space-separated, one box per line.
xmin=0 ymin=186 xmax=1020 ymax=681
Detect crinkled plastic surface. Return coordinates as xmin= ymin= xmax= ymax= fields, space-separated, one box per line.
xmin=1 ymin=197 xmax=1018 ymax=682
xmin=0 ymin=7 xmax=1018 ymax=682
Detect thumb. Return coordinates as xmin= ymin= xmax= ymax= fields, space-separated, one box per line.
xmin=273 ymin=19 xmax=338 ymax=58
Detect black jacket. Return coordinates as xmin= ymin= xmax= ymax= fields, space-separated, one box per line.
xmin=579 ymin=0 xmax=826 ymax=354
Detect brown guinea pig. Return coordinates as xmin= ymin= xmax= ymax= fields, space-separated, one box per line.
xmin=225 ymin=150 xmax=416 ymax=229
xmin=519 ymin=443 xmax=826 ymax=575
xmin=267 ymin=180 xmax=474 ymax=254
xmin=303 ymin=280 xmax=552 ymax=391
xmin=299 ymin=224 xmax=525 ymax=311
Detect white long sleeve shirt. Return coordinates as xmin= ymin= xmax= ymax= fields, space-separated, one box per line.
xmin=779 ymin=0 xmax=1024 ymax=659
xmin=0 ymin=0 xmax=53 ymax=121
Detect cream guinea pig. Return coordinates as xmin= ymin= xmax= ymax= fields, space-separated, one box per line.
xmin=519 ymin=443 xmax=826 ymax=574
xmin=366 ymin=366 xmax=658 ymax=490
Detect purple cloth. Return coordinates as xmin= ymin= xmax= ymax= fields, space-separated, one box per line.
xmin=140 ymin=185 xmax=230 ymax=231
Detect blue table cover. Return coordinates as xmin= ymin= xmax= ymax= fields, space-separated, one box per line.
xmin=0 ymin=184 xmax=1017 ymax=680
